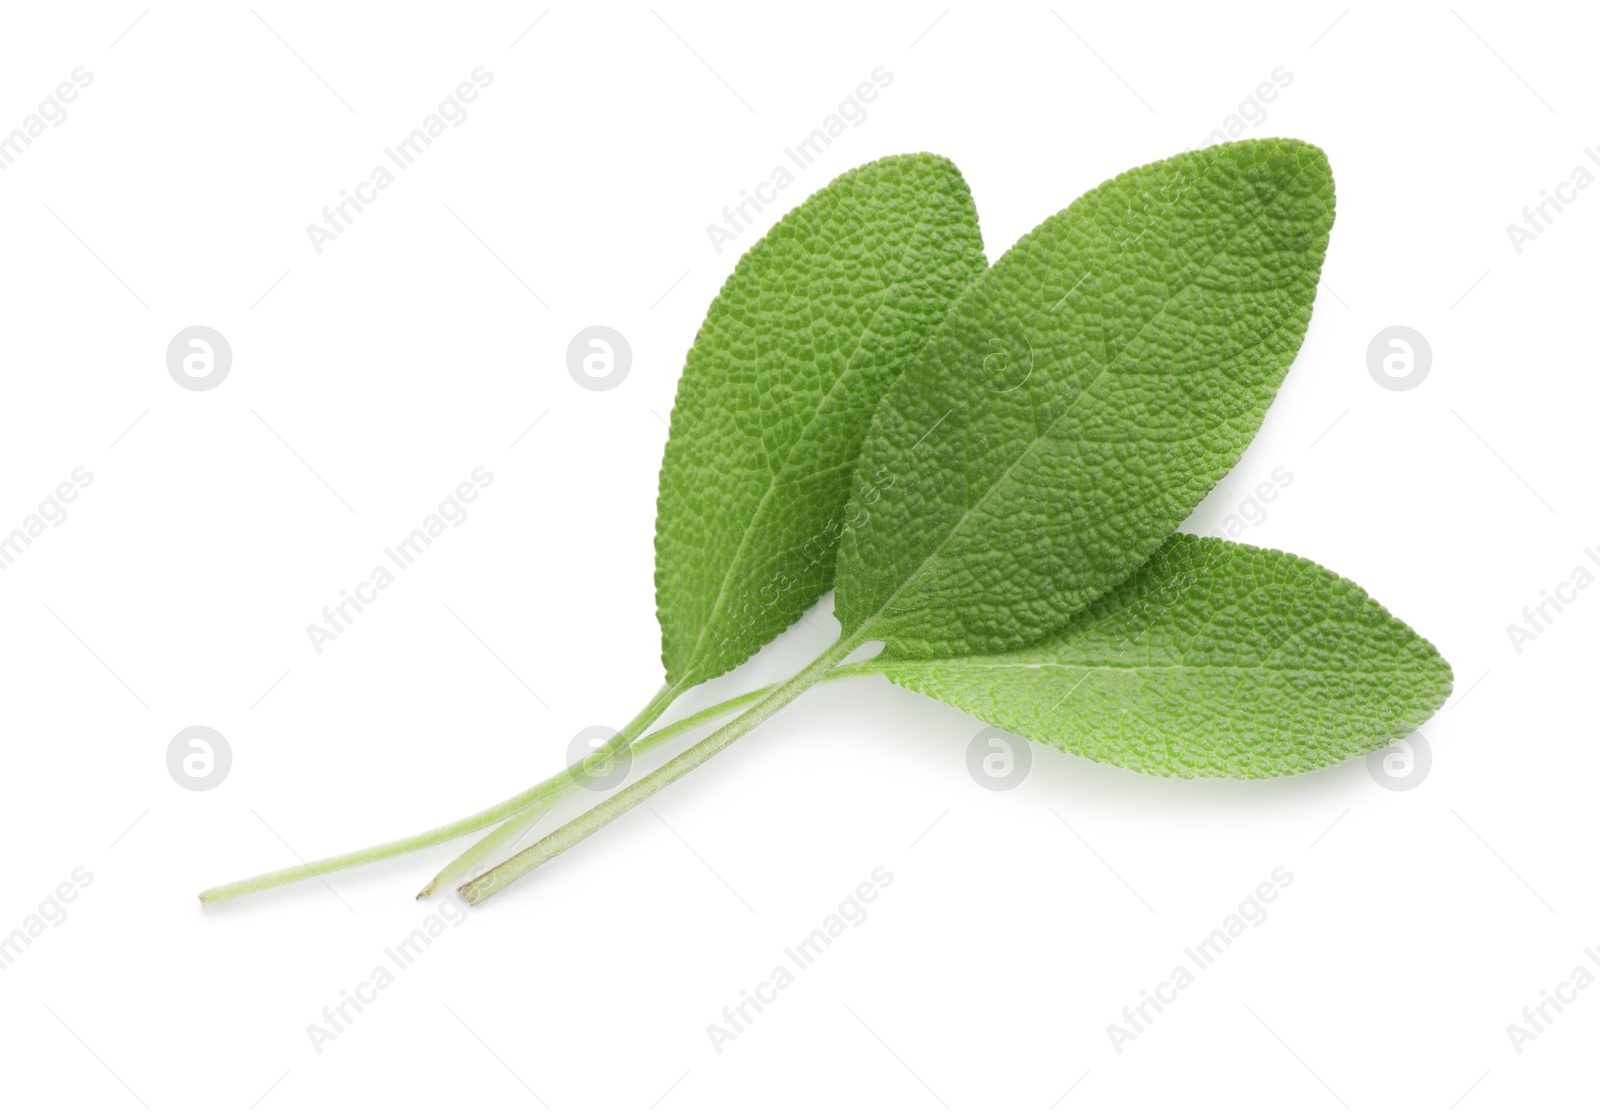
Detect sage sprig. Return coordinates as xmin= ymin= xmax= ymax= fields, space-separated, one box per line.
xmin=203 ymin=140 xmax=1451 ymax=909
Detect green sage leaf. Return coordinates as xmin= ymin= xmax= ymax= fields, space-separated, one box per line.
xmin=873 ymin=535 xmax=1452 ymax=778
xmin=836 ymin=139 xmax=1336 ymax=657
xmin=655 ymin=153 xmax=985 ymax=688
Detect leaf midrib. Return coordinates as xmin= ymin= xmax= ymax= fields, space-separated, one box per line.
xmin=880 ymin=661 xmax=1431 ymax=677
xmin=672 ymin=195 xmax=940 ymax=684
xmin=860 ymin=156 xmax=1285 ymax=629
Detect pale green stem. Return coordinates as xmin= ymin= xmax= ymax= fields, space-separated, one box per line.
xmin=460 ymin=637 xmax=860 ymax=905
xmin=413 ymin=683 xmax=780 ymax=896
xmin=200 ymin=682 xmax=686 ymax=904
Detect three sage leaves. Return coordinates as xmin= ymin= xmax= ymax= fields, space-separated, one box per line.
xmin=201 ymin=138 xmax=1450 ymax=909
xmin=457 ymin=138 xmax=1448 ymax=901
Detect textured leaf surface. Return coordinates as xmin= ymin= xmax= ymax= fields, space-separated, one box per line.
xmin=655 ymin=154 xmax=985 ymax=688
xmin=836 ymin=139 xmax=1335 ymax=657
xmin=873 ymin=535 xmax=1452 ymax=778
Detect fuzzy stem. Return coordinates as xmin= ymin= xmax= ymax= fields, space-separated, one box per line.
xmin=199 ymin=681 xmax=685 ymax=904
xmin=413 ymin=683 xmax=778 ymax=896
xmin=460 ymin=637 xmax=859 ymax=905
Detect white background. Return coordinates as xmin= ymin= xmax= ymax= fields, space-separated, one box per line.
xmin=0 ymin=2 xmax=1594 ymax=1115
